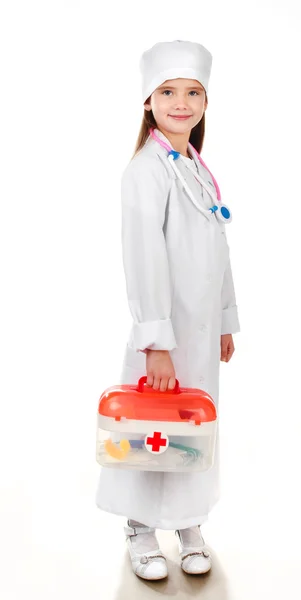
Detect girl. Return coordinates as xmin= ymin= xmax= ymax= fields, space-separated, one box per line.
xmin=96 ymin=39 xmax=240 ymax=581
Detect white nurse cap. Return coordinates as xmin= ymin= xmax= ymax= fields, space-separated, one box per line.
xmin=139 ymin=40 xmax=213 ymax=103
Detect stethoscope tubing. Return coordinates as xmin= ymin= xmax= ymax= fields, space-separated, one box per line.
xmin=167 ymin=153 xmax=217 ymax=220
xmin=149 ymin=128 xmax=232 ymax=224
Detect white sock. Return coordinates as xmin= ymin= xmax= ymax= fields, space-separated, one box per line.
xmin=128 ymin=520 xmax=159 ymax=554
xmin=178 ymin=525 xmax=204 ymax=547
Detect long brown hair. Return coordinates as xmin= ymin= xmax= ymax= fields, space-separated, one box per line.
xmin=132 ymin=96 xmax=206 ymax=159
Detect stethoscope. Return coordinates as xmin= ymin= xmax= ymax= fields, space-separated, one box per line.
xmin=149 ymin=128 xmax=232 ymax=224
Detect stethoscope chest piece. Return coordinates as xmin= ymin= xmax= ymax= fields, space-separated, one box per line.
xmin=215 ymin=203 xmax=232 ymax=224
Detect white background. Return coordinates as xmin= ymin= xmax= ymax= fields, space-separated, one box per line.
xmin=1 ymin=1 xmax=301 ymax=598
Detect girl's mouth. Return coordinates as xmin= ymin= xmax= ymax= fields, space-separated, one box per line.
xmin=169 ymin=115 xmax=192 ymax=120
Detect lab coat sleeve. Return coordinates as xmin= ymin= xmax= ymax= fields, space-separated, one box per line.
xmin=221 ymin=233 xmax=240 ymax=335
xmin=121 ymin=156 xmax=177 ymax=353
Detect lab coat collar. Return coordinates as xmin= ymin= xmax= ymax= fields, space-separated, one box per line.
xmin=152 ymin=127 xmax=202 ymax=174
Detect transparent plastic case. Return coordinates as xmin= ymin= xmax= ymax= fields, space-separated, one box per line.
xmin=96 ymin=377 xmax=217 ymax=473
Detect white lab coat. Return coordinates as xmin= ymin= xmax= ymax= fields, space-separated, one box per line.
xmin=96 ymin=128 xmax=240 ymax=530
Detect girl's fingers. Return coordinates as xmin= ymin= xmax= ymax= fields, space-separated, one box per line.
xmin=220 ymin=338 xmax=227 ymax=361
xmin=226 ymin=341 xmax=235 ymax=361
xmin=160 ymin=377 xmax=168 ymax=392
xmin=147 ymin=374 xmax=177 ymax=391
xmin=221 ymin=344 xmax=228 ymax=361
xmin=221 ymin=336 xmax=235 ymax=362
xmin=168 ymin=377 xmax=176 ymax=390
xmin=153 ymin=376 xmax=160 ymax=390
xmin=147 ymin=373 xmax=154 ymax=387
xmin=228 ymin=345 xmax=235 ymax=361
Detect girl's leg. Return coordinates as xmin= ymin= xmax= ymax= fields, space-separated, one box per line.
xmin=175 ymin=525 xmax=212 ymax=575
xmin=124 ymin=519 xmax=168 ymax=581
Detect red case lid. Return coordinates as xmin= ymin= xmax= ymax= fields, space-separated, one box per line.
xmin=98 ymin=377 xmax=216 ymax=424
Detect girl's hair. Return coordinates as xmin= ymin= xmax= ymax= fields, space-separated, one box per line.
xmin=132 ymin=94 xmax=207 ymax=159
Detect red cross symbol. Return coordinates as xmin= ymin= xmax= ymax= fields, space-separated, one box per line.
xmin=145 ymin=431 xmax=169 ymax=454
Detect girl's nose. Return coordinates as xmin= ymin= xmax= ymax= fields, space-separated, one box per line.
xmin=172 ymin=97 xmax=190 ymax=107
xmin=172 ymin=102 xmax=190 ymax=110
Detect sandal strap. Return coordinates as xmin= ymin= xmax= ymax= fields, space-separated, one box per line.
xmin=182 ymin=549 xmax=210 ymax=561
xmin=138 ymin=552 xmax=166 ymax=565
xmin=175 ymin=529 xmax=210 ymax=561
xmin=124 ymin=524 xmax=156 ymax=537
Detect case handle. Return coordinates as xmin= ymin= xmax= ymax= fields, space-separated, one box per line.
xmin=137 ymin=376 xmax=180 ymax=394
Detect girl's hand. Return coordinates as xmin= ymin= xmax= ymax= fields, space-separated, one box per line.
xmin=146 ymin=350 xmax=176 ymax=392
xmin=221 ymin=334 xmax=235 ymax=362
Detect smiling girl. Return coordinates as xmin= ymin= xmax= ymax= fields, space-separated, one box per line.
xmin=96 ymin=40 xmax=240 ymax=581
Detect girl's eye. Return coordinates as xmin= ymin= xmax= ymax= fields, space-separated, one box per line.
xmin=162 ymin=90 xmax=200 ymax=96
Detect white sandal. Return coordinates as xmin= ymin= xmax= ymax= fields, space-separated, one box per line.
xmin=175 ymin=525 xmax=212 ymax=575
xmin=124 ymin=521 xmax=168 ymax=580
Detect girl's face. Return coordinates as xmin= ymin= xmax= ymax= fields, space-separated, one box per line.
xmin=144 ymin=78 xmax=207 ymax=134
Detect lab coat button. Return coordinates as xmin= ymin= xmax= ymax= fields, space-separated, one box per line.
xmin=199 ymin=376 xmax=205 ymax=382
xmin=199 ymin=324 xmax=207 ymax=332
